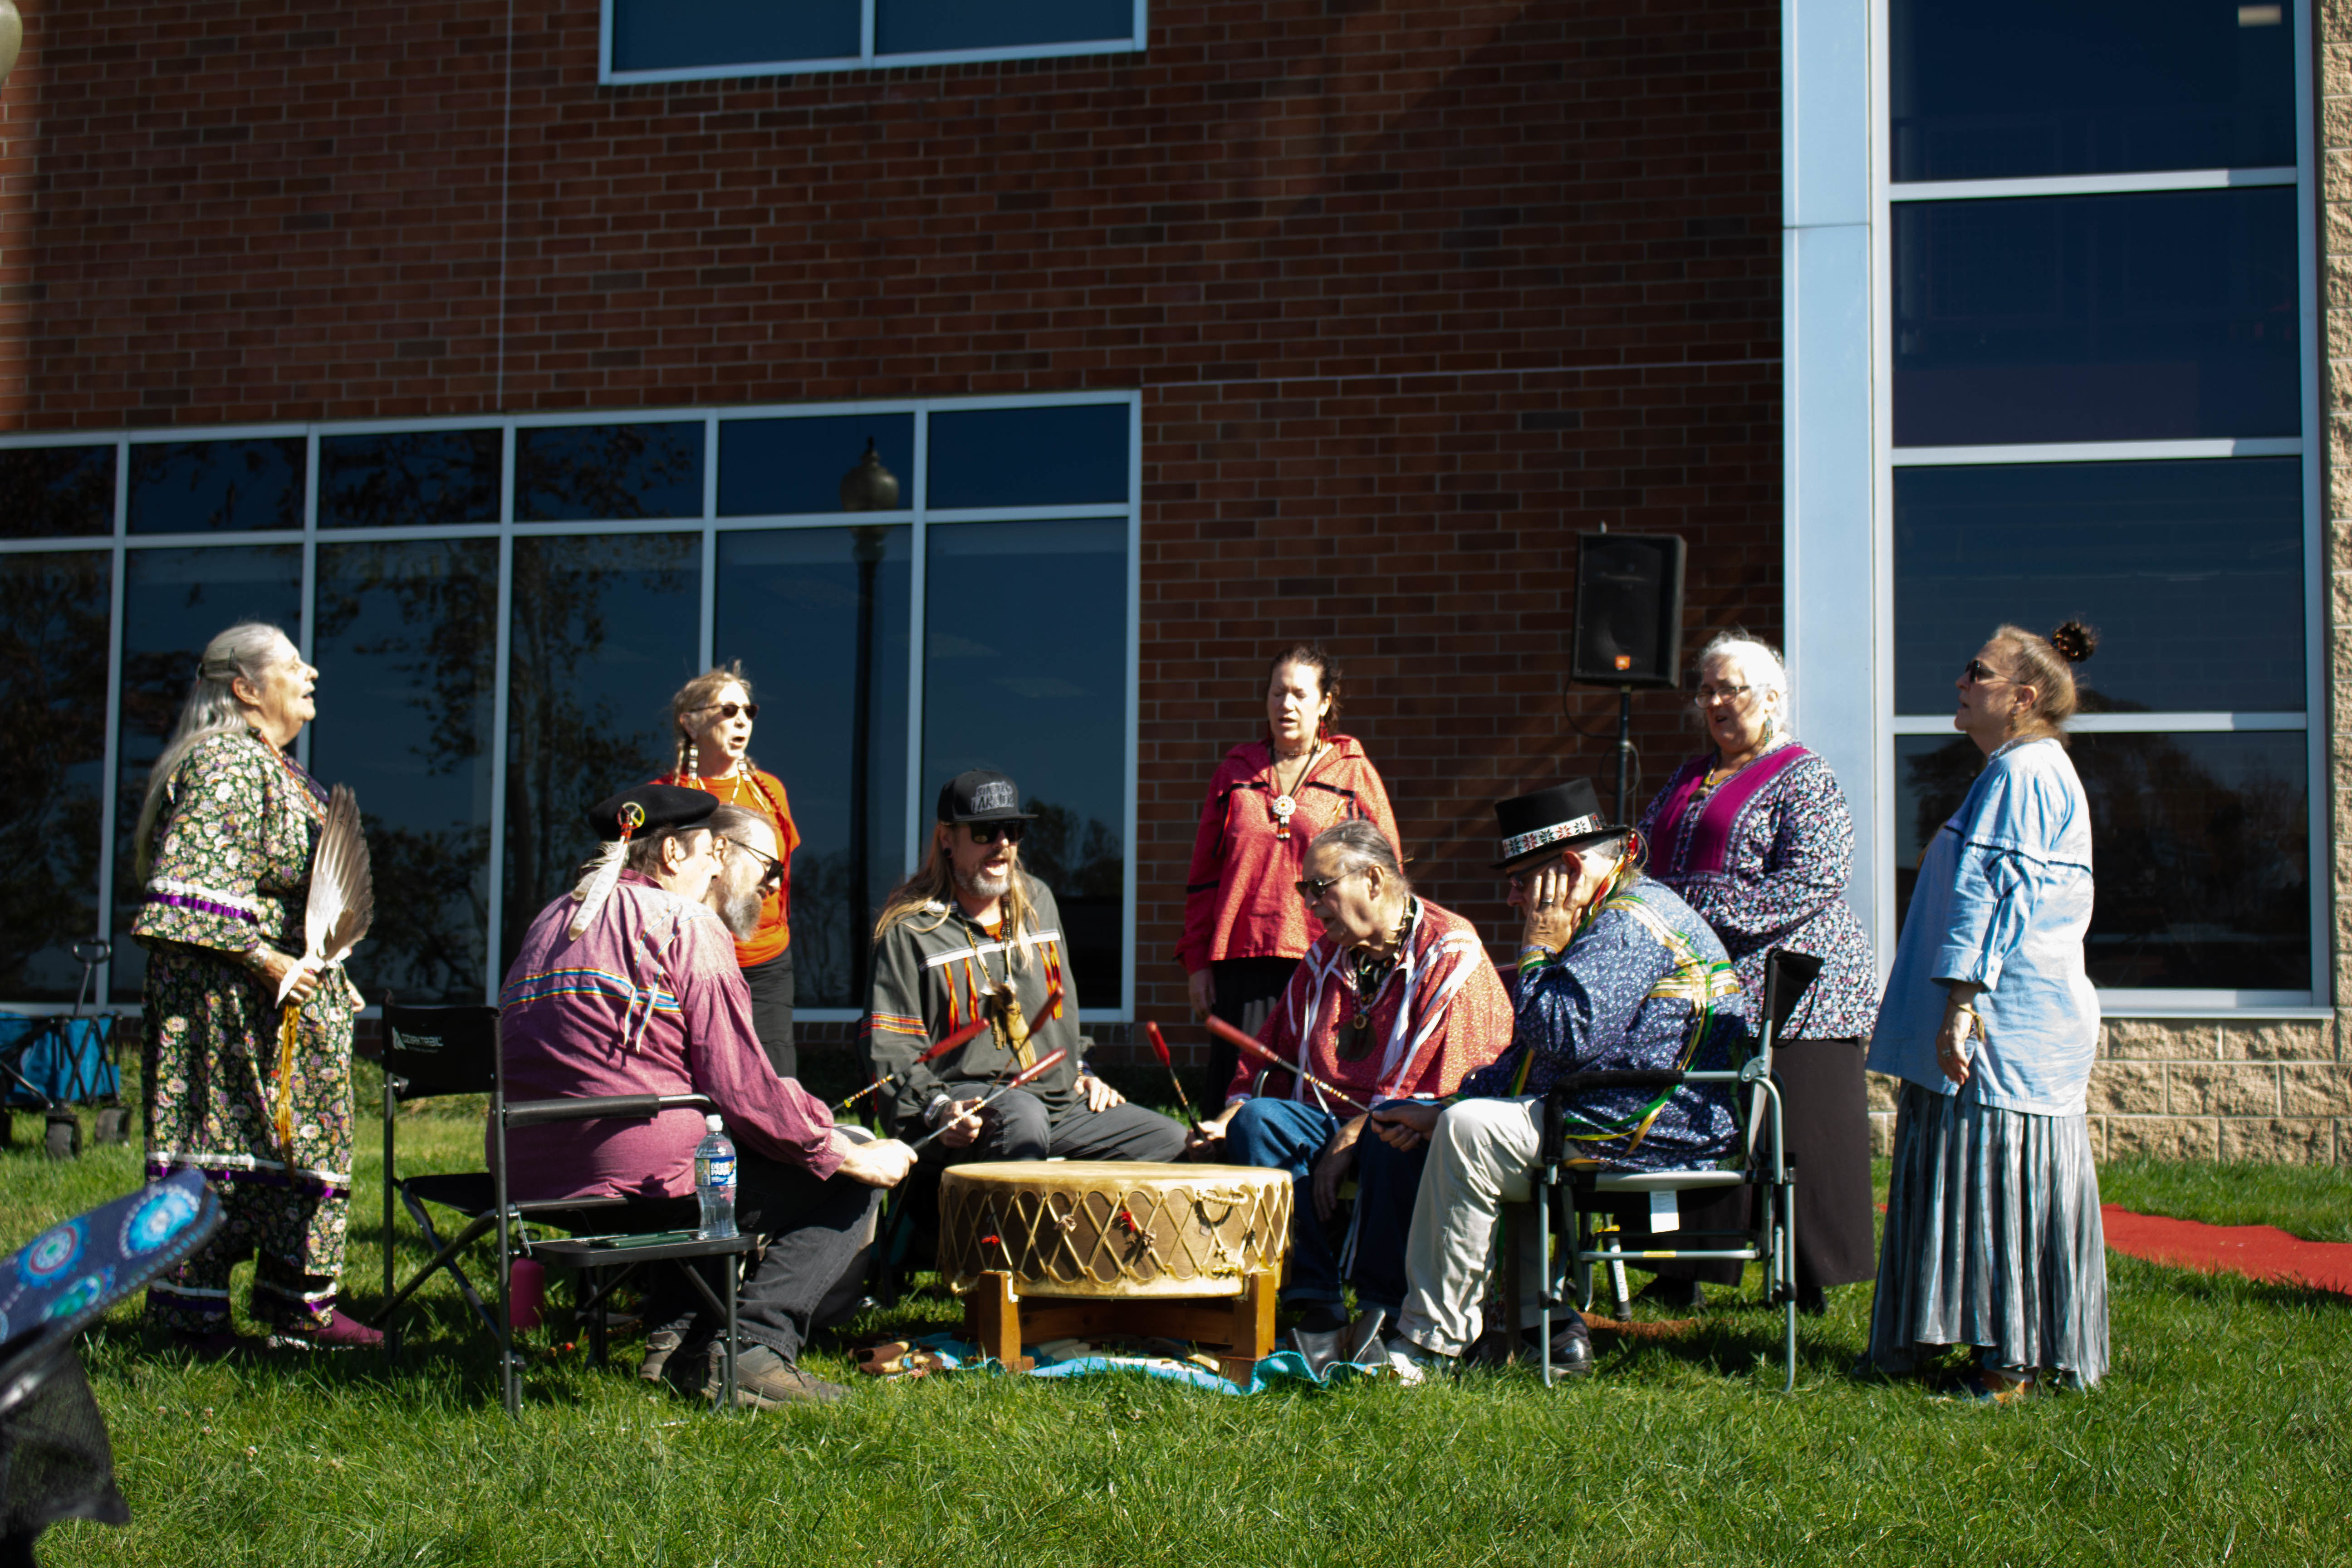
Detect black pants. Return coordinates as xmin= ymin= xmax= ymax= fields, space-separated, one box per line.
xmin=1634 ymin=1037 xmax=1877 ymax=1291
xmin=926 ymin=1083 xmax=1191 ymax=1166
xmin=1207 ymin=956 xmax=1298 ymax=1105
xmin=741 ymin=947 xmax=795 ymax=1082
xmin=640 ymin=1148 xmax=878 ymax=1362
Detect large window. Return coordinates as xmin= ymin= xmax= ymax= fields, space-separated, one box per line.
xmin=1883 ymin=0 xmax=2318 ymax=1007
xmin=602 ymin=0 xmax=1144 ymax=83
xmin=0 ymin=394 xmax=1142 ymax=1020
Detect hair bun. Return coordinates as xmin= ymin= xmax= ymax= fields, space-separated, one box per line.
xmin=2048 ymin=621 xmax=2097 ymax=665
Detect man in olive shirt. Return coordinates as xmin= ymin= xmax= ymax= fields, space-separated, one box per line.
xmin=864 ymin=769 xmax=1186 ymax=1164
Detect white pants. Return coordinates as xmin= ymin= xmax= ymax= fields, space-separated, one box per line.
xmin=1396 ymin=1097 xmax=1556 ymax=1357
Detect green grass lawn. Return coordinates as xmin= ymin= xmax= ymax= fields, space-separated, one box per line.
xmin=5 ymin=1088 xmax=2349 ymax=1568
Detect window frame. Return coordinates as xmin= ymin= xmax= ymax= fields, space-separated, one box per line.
xmin=598 ymin=0 xmax=1148 ymax=85
xmin=1861 ymin=1 xmax=2326 ymax=1014
xmin=0 ymin=391 xmax=1146 ymax=1023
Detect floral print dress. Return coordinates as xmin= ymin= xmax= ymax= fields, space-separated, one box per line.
xmin=134 ymin=730 xmax=363 ymax=1333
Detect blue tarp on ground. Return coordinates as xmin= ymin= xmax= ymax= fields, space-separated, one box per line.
xmin=0 ymin=1015 xmax=119 ymax=1107
xmin=882 ymin=1333 xmax=1383 ymax=1394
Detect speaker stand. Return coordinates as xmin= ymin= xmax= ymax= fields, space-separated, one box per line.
xmin=1613 ymin=684 xmax=1633 ymax=825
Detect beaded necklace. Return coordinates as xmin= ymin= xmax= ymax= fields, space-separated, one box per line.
xmin=1340 ymin=896 xmax=1419 ymax=1060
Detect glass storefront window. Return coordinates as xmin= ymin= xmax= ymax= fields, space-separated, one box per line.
xmin=0 ymin=447 xmax=113 ymax=540
xmin=714 ymin=526 xmax=912 ymax=1006
xmin=1893 ymin=459 xmax=2304 ymax=715
xmin=926 ymin=404 xmax=1131 ymax=509
xmin=501 ymin=532 xmax=702 ymax=972
xmin=109 ymin=546 xmax=305 ymax=998
xmin=719 ymin=414 xmax=914 ymax=518
xmin=1895 ymin=731 xmax=2309 ymax=990
xmin=127 ymin=439 xmax=306 ymax=534
xmin=311 ymin=539 xmax=499 ymax=1005
xmin=923 ymin=517 xmax=1130 ymax=1005
xmin=0 ymin=553 xmax=111 ymax=999
xmin=1892 ymin=188 xmax=2299 ymax=447
xmin=319 ymin=430 xmax=502 ymax=530
xmin=1890 ymin=0 xmax=2296 ymax=182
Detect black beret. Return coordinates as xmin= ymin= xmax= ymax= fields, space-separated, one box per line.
xmin=586 ymin=784 xmax=717 ymax=843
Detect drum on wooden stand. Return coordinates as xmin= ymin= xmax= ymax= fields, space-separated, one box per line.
xmin=937 ymin=1161 xmax=1292 ymax=1372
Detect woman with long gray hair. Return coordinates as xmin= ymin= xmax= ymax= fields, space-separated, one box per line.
xmin=132 ymin=621 xmax=378 ymax=1353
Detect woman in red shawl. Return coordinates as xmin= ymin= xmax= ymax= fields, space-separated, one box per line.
xmin=1177 ymin=643 xmax=1399 ymax=1104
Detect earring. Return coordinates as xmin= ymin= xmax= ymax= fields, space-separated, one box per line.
xmin=1759 ymin=715 xmax=1776 ymax=747
xmin=685 ymin=742 xmax=700 ymax=780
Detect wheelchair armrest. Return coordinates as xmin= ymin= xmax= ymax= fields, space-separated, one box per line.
xmin=504 ymin=1092 xmax=715 ymax=1127
xmin=1549 ymin=1070 xmax=1687 ymax=1094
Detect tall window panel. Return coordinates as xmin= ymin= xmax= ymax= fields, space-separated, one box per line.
xmin=714 ymin=526 xmax=912 ymax=1008
xmin=1883 ymin=0 xmax=2315 ymax=1006
xmin=0 ymin=553 xmax=111 ymax=999
xmin=923 ymin=518 xmax=1131 ymax=1008
xmin=109 ymin=548 xmax=305 ymax=999
xmin=311 ymin=539 xmax=499 ymax=1004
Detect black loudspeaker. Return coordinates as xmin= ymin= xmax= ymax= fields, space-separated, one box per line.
xmin=1569 ymin=532 xmax=1686 ymax=689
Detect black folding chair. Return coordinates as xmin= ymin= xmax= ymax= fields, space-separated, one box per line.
xmin=375 ymin=998 xmax=753 ymax=1416
xmin=1529 ymin=947 xmax=1823 ymax=1392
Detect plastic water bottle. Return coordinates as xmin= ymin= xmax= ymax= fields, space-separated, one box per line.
xmin=694 ymin=1114 xmax=737 ymax=1240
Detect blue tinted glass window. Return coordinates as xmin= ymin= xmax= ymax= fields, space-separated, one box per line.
xmin=502 ymin=533 xmax=701 ymax=971
xmin=926 ymin=405 xmax=1130 ymax=510
xmin=516 ymin=423 xmax=703 ymax=522
xmin=1893 ymin=189 xmax=2299 ymax=447
xmin=0 ymin=552 xmax=111 ymax=1000
xmin=1896 ymin=731 xmax=2307 ymax=990
xmin=1891 ymin=0 xmax=2296 ymax=182
xmin=1895 ymin=460 xmax=2303 ymax=714
xmin=715 ymin=526 xmax=911 ymax=1005
xmin=923 ymin=518 xmax=1128 ymax=1004
xmin=879 ymin=0 xmax=1133 ymax=54
xmin=312 ymin=539 xmax=499 ymax=1004
xmin=110 ymin=546 xmax=305 ymax=999
xmin=319 ymin=430 xmax=502 ymax=529
xmin=718 ymin=414 xmax=914 ymax=518
xmin=0 ymin=446 xmax=114 ymax=539
xmin=610 ymin=0 xmax=859 ymax=71
xmin=127 ymin=439 xmax=305 ymax=534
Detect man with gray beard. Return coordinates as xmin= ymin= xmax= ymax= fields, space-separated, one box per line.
xmin=864 ymin=769 xmax=1186 ymax=1165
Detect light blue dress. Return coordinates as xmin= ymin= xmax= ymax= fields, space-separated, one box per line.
xmin=1864 ymin=734 xmax=2108 ymax=1385
xmin=1867 ymin=736 xmax=2099 ymax=1114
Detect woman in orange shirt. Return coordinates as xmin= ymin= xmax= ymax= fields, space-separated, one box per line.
xmin=653 ymin=662 xmax=803 ymax=1078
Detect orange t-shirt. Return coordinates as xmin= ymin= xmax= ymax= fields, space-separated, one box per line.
xmin=649 ymin=766 xmax=802 ymax=968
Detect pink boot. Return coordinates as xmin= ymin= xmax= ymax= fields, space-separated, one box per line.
xmin=287 ymin=1310 xmax=384 ymax=1349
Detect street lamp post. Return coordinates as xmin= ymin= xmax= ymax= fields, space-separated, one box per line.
xmin=840 ymin=440 xmax=899 ymax=1009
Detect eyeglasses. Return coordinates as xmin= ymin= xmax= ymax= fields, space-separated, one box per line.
xmin=718 ymin=836 xmax=785 ymax=889
xmin=1294 ymin=868 xmax=1365 ymax=904
xmin=1690 ymin=683 xmax=1753 ymax=708
xmin=966 ymin=821 xmax=1026 ymax=846
xmin=699 ymin=701 xmax=759 ymax=721
xmin=1959 ymin=658 xmax=2010 ymax=685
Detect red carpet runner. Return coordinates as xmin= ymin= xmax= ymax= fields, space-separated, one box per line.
xmin=2101 ymin=1206 xmax=2352 ymax=1297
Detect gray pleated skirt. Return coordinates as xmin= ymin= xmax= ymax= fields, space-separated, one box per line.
xmin=1865 ymin=1081 xmax=2109 ymax=1386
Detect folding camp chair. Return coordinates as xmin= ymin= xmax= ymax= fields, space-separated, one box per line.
xmin=0 ymin=941 xmax=126 ymax=1159
xmin=374 ymin=998 xmax=754 ymax=1416
xmin=1524 ymin=947 xmax=1823 ymax=1392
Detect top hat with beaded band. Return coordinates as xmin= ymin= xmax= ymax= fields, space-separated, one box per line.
xmin=1491 ymin=779 xmax=1629 ymax=870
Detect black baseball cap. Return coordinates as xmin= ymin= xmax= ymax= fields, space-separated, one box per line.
xmin=936 ymin=769 xmax=1036 ymax=823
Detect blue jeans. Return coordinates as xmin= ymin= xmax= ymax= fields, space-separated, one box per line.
xmin=1224 ymin=1097 xmax=1429 ymax=1312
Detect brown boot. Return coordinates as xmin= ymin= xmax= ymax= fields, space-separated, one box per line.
xmin=703 ymin=1343 xmax=848 ymax=1408
xmin=638 ymin=1328 xmax=683 ymax=1383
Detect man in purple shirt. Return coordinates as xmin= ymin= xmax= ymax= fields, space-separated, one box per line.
xmin=499 ymin=784 xmax=914 ymax=1408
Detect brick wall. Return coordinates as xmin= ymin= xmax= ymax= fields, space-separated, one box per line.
xmin=0 ymin=0 xmax=1788 ymax=1054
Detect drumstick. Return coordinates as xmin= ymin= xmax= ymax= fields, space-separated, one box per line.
xmin=1142 ymin=1022 xmax=1200 ymax=1133
xmin=833 ymin=1019 xmax=990 ymax=1112
xmin=906 ymin=1048 xmax=1069 ymax=1152
xmin=1205 ymin=1015 xmax=1373 ymax=1115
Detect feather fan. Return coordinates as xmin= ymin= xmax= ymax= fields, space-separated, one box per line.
xmin=277 ymin=785 xmax=375 ymax=1004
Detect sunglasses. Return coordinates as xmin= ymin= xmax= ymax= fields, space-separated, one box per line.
xmin=719 ymin=836 xmax=785 ymax=889
xmin=1294 ymin=868 xmax=1365 ymax=903
xmin=701 ymin=701 xmax=759 ymax=721
xmin=1959 ymin=658 xmax=2009 ymax=685
xmin=966 ymin=821 xmax=1026 ymax=846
